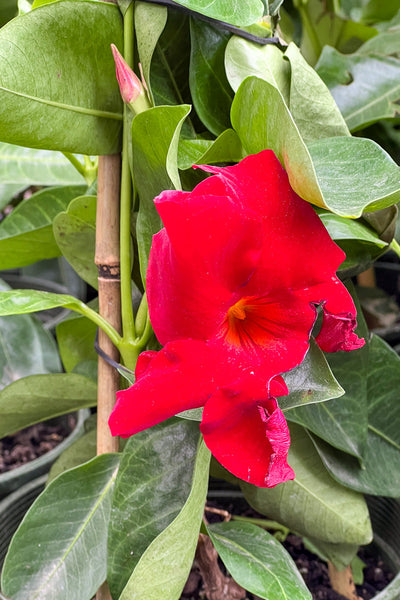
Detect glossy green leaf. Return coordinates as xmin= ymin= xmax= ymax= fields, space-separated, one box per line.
xmin=280 ymin=338 xmax=344 ymax=411
xmin=0 ymin=185 xmax=86 ymax=269
xmin=286 ymin=293 xmax=369 ymax=459
xmin=285 ymin=43 xmax=349 ymax=143
xmin=231 ymin=77 xmax=400 ymax=217
xmin=241 ymin=424 xmax=372 ymax=546
xmin=56 ymin=307 xmax=97 ymax=372
xmin=171 ymin=0 xmax=263 ymax=27
xmin=316 ymin=47 xmax=400 ymax=131
xmin=0 ymin=372 xmax=97 ymax=437
xmin=0 ymin=278 xmax=61 ymax=390
xmin=133 ymin=104 xmax=190 ymax=283
xmin=319 ymin=210 xmax=389 ymax=277
xmin=312 ymin=335 xmax=400 ymax=497
xmin=225 ymin=36 xmax=290 ymax=101
xmin=0 ymin=142 xmax=85 ymax=185
xmin=189 ymin=19 xmax=233 ymax=135
xmin=361 ymin=0 xmax=400 ymax=24
xmin=0 ymin=288 xmax=90 ymax=317
xmin=134 ymin=1 xmax=167 ymax=103
xmin=53 ymin=195 xmax=97 ymax=289
xmin=119 ymin=437 xmax=211 ymax=600
xmin=150 ymin=11 xmax=193 ymax=137
xmin=108 ymin=418 xmax=202 ymax=599
xmin=0 ymin=0 xmax=123 ymax=154
xmin=207 ymin=521 xmax=312 ymax=600
xmin=178 ymin=129 xmax=243 ymax=170
xmin=1 ymin=453 xmax=120 ymax=600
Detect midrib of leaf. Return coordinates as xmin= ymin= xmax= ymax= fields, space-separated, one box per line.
xmin=345 ymin=79 xmax=400 ymax=121
xmin=292 ymin=475 xmax=362 ymax=535
xmin=317 ymin=401 xmax=360 ymax=457
xmin=0 ymin=85 xmax=122 ymax=120
xmin=210 ymin=531 xmax=289 ymax=599
xmin=368 ymin=424 xmax=400 ymax=451
xmin=31 ymin=464 xmax=119 ymax=600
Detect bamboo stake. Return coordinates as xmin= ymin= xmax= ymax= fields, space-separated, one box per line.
xmin=95 ymin=5 xmax=120 ymax=600
xmin=95 ymin=153 xmax=121 ymax=456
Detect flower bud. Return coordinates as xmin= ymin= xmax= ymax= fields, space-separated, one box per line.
xmin=111 ymin=44 xmax=150 ymax=113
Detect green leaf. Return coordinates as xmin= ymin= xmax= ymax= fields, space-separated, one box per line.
xmin=361 ymin=0 xmax=400 ymax=24
xmin=1 ymin=453 xmax=120 ymax=600
xmin=302 ymin=537 xmax=359 ymax=571
xmin=319 ymin=210 xmax=389 ymax=277
xmin=0 ymin=185 xmax=86 ymax=269
xmin=56 ymin=307 xmax=97 ymax=372
xmin=207 ymin=521 xmax=312 ymax=600
xmin=0 ymin=279 xmax=61 ymax=390
xmin=133 ymin=104 xmax=190 ymax=283
xmin=286 ymin=291 xmax=369 ymax=459
xmin=48 ymin=426 xmax=97 ymax=482
xmin=285 ymin=43 xmax=349 ymax=143
xmin=307 ymin=136 xmax=400 ymax=217
xmin=316 ymin=47 xmax=400 ymax=131
xmin=0 ymin=0 xmax=123 ymax=154
xmin=150 ymin=11 xmax=193 ymax=137
xmin=297 ymin=0 xmax=377 ymax=66
xmin=189 ymin=19 xmax=233 ymax=136
xmin=0 ymin=183 xmax=25 ymax=210
xmin=53 ymin=194 xmax=98 ymax=289
xmin=241 ymin=424 xmax=372 ymax=546
xmin=178 ymin=129 xmax=244 ymax=170
xmin=108 ymin=418 xmax=202 ymax=599
xmin=119 ymin=437 xmax=211 ymax=600
xmin=231 ymin=77 xmax=400 ymax=217
xmin=280 ymin=338 xmax=344 ymax=411
xmin=0 ymin=0 xmax=17 ymax=26
xmin=0 ymin=142 xmax=85 ymax=185
xmin=312 ymin=335 xmax=400 ymax=497
xmin=171 ymin=0 xmax=263 ymax=27
xmin=225 ymin=36 xmax=290 ymax=102
xmin=0 ymin=288 xmax=89 ymax=317
xmin=134 ymin=1 xmax=167 ymax=104
xmin=0 ymin=372 xmax=97 ymax=437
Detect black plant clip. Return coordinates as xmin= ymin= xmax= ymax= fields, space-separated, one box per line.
xmin=94 ymin=329 xmax=135 ymax=377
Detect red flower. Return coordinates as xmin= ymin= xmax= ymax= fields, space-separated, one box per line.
xmin=109 ymin=150 xmax=364 ymax=487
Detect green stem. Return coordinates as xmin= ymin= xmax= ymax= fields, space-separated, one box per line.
xmin=231 ymin=515 xmax=290 ymax=536
xmin=119 ymin=2 xmax=136 ymax=361
xmin=63 ymin=152 xmax=86 ymax=178
xmin=390 ymin=238 xmax=400 ymax=259
xmin=72 ymin=301 xmax=122 ymax=347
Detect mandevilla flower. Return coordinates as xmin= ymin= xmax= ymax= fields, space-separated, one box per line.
xmin=109 ymin=150 xmax=364 ymax=487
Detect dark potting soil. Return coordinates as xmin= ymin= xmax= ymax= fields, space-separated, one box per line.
xmin=0 ymin=416 xmax=76 ymax=473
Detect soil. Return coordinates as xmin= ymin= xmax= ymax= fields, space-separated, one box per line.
xmin=0 ymin=416 xmax=76 ymax=473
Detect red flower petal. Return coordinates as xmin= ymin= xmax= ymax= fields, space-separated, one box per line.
xmin=109 ymin=340 xmax=216 ymax=438
xmin=147 ymin=194 xmax=262 ymax=345
xmin=200 ymin=377 xmax=294 ymax=487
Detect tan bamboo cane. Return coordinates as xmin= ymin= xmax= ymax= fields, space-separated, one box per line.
xmin=95 ymin=5 xmax=121 ymax=600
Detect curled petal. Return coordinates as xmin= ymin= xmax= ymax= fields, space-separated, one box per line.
xmin=109 ymin=340 xmax=217 ymax=438
xmin=200 ymin=380 xmax=294 ymax=487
